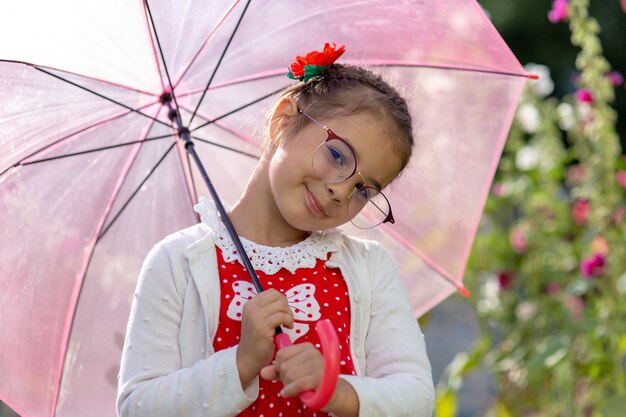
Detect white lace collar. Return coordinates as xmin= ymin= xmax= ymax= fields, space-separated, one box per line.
xmin=194 ymin=197 xmax=342 ymax=275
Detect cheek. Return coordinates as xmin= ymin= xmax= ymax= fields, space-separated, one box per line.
xmin=267 ymin=148 xmax=303 ymax=200
xmin=268 ymin=148 xmax=289 ymax=181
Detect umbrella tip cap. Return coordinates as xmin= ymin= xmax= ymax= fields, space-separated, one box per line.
xmin=528 ymin=74 xmax=540 ymax=80
xmin=458 ymin=285 xmax=471 ymax=298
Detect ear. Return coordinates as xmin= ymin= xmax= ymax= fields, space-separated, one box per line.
xmin=269 ymin=96 xmax=299 ymax=132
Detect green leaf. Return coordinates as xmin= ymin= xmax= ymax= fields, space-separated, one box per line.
xmin=494 ymin=401 xmax=514 ymax=417
xmin=565 ymin=278 xmax=597 ymax=295
xmin=619 ymin=334 xmax=626 ymax=355
xmin=435 ymin=389 xmax=457 ymax=417
xmin=526 ymin=336 xmax=571 ymax=384
xmin=302 ymin=65 xmax=329 ymax=83
xmin=599 ymin=395 xmax=626 ymax=417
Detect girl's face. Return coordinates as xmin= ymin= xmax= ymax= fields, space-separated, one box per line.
xmin=267 ymin=109 xmax=405 ymax=232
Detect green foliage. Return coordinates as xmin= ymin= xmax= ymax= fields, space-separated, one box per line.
xmin=436 ymin=1 xmax=626 ymax=416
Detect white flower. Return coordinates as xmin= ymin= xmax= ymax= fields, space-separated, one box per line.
xmin=557 ymin=102 xmax=576 ymax=130
xmin=516 ymin=103 xmax=541 ymax=133
xmin=524 ymin=63 xmax=554 ymax=97
xmin=477 ymin=276 xmax=501 ymax=314
xmin=576 ymin=102 xmax=593 ymax=122
xmin=617 ymin=272 xmax=626 ymax=295
xmin=515 ymin=301 xmax=537 ymax=322
xmin=515 ymin=145 xmax=540 ymax=171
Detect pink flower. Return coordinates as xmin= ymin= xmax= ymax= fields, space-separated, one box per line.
xmin=616 ymin=170 xmax=626 ymax=189
xmin=567 ymin=164 xmax=586 ymax=184
xmin=572 ymin=199 xmax=590 ymax=225
xmin=622 ymin=0 xmax=626 ymax=13
xmin=510 ymin=227 xmax=528 ymax=253
xmin=613 ymin=206 xmax=626 ymax=224
xmin=575 ymin=88 xmax=594 ymax=103
xmin=497 ymin=271 xmax=514 ymax=291
xmin=580 ymin=253 xmax=606 ymax=278
xmin=548 ymin=0 xmax=568 ymax=23
xmin=606 ymin=71 xmax=624 ymax=87
xmin=491 ymin=182 xmax=506 ymax=197
xmin=564 ymin=295 xmax=585 ymax=320
xmin=591 ymin=236 xmax=609 ymax=256
xmin=546 ymin=282 xmax=562 ymax=295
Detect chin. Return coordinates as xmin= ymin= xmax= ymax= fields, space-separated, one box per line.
xmin=282 ymin=208 xmax=340 ymax=232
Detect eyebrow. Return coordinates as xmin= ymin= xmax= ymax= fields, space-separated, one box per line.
xmin=341 ymin=136 xmax=383 ymax=190
xmin=366 ymin=176 xmax=383 ymax=191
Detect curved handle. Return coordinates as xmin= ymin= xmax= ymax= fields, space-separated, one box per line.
xmin=274 ymin=319 xmax=341 ymax=410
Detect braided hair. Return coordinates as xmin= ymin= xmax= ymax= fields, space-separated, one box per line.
xmin=267 ymin=64 xmax=414 ymax=173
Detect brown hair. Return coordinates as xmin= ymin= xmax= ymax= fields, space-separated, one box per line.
xmin=266 ymin=64 xmax=414 ymax=172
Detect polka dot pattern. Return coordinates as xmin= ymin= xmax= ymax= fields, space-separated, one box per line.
xmin=212 ymin=246 xmax=356 ymax=416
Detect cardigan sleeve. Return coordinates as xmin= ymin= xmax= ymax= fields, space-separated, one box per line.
xmin=340 ymin=244 xmax=435 ymax=417
xmin=116 ymin=240 xmax=258 ymax=417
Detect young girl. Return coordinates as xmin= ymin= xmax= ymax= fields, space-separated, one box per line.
xmin=117 ymin=44 xmax=434 ymax=417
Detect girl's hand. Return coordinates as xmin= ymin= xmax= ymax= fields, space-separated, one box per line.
xmin=260 ymin=342 xmax=324 ymax=397
xmin=236 ymin=289 xmax=294 ymax=388
xmin=260 ymin=343 xmax=360 ymax=416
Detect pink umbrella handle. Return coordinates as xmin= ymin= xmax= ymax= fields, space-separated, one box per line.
xmin=274 ymin=319 xmax=340 ymax=410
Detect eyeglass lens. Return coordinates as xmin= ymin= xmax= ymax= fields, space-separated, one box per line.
xmin=348 ymin=187 xmax=391 ymax=229
xmin=312 ymin=139 xmax=356 ymax=183
xmin=312 ymin=139 xmax=391 ymax=229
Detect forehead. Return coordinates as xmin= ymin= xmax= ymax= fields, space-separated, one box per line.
xmin=329 ymin=112 xmax=404 ymax=187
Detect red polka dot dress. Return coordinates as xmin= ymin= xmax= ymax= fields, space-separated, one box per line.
xmin=211 ymin=242 xmax=356 ymax=417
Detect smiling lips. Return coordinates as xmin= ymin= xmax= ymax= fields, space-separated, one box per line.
xmin=305 ymin=186 xmax=327 ymax=216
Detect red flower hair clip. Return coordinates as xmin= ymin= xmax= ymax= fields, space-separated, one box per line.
xmin=288 ymin=43 xmax=346 ymax=83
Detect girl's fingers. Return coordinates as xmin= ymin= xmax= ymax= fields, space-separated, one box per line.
xmin=279 ymin=364 xmax=322 ymax=397
xmin=264 ymin=311 xmax=294 ymax=331
xmin=275 ymin=343 xmax=316 ymax=363
xmin=253 ymin=288 xmax=289 ymax=308
xmin=274 ymin=343 xmax=324 ymax=397
xmin=259 ymin=364 xmax=279 ymax=381
xmin=246 ymin=290 xmax=292 ymax=318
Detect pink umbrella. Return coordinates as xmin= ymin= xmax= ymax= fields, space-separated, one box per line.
xmin=0 ymin=1 xmax=531 ymax=416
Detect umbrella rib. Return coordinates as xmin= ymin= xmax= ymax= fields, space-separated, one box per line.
xmin=51 ymin=112 xmax=164 ymax=414
xmin=173 ymin=0 xmax=241 ymax=88
xmin=191 ymin=136 xmax=259 ymax=159
xmin=34 ymin=66 xmax=172 ymax=129
xmin=19 ymin=134 xmax=174 ymax=166
xmin=0 ymin=59 xmax=159 ymax=96
xmin=179 ymin=61 xmax=534 ymax=97
xmin=0 ymin=106 xmax=157 ymax=177
xmin=188 ymin=0 xmax=252 ymax=126
xmin=355 ymin=60 xmax=535 ymax=79
xmin=190 ymin=85 xmax=287 ymax=132
xmin=379 ymin=222 xmax=469 ymax=296
xmin=178 ymin=103 xmax=258 ymax=148
xmin=144 ymin=0 xmax=182 ymax=118
xmin=98 ymin=142 xmax=177 ymax=240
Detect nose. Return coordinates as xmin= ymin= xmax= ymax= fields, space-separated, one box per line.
xmin=326 ymin=180 xmax=357 ymax=204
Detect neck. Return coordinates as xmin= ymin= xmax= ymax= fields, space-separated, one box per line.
xmin=227 ymin=156 xmax=310 ymax=247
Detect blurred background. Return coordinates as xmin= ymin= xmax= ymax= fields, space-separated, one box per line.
xmin=425 ymin=1 xmax=626 ymax=417
xmin=2 ymin=1 xmax=624 ymax=416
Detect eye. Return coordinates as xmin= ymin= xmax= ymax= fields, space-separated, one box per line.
xmin=326 ymin=145 xmax=346 ymax=167
xmin=354 ymin=184 xmax=370 ymax=200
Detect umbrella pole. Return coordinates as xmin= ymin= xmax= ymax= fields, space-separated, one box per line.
xmin=163 ymin=99 xmax=267 ymax=296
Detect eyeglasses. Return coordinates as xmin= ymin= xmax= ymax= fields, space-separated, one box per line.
xmin=299 ymin=109 xmax=395 ymax=229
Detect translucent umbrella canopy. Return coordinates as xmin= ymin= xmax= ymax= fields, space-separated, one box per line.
xmin=0 ymin=1 xmax=530 ymax=416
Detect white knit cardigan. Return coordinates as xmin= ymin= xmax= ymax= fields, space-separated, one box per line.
xmin=117 ymin=202 xmax=434 ymax=417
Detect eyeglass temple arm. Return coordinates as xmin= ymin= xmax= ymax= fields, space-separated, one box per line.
xmin=298 ymin=108 xmax=329 ymax=131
